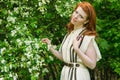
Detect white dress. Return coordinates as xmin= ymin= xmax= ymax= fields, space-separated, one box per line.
xmin=59 ymin=27 xmax=102 ymax=80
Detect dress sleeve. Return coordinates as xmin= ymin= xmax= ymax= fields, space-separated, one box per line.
xmin=92 ymin=38 xmax=102 ymax=61
xmin=80 ymin=36 xmax=102 ymax=61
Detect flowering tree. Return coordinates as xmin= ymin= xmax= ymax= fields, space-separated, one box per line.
xmin=0 ymin=0 xmax=79 ymax=79
xmin=0 ymin=0 xmax=120 ymax=80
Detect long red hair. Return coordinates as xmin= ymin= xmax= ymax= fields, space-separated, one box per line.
xmin=67 ymin=1 xmax=97 ymax=36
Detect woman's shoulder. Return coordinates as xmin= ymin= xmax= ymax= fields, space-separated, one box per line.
xmin=84 ymin=35 xmax=95 ymax=40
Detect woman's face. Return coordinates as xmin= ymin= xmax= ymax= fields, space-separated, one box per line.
xmin=71 ymin=7 xmax=88 ymax=26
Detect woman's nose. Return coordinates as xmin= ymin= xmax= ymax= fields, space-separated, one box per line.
xmin=74 ymin=14 xmax=78 ymax=19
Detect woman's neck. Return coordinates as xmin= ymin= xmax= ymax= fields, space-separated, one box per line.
xmin=74 ymin=24 xmax=83 ymax=30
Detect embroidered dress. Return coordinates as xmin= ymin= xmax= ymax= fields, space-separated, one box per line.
xmin=59 ymin=27 xmax=102 ymax=80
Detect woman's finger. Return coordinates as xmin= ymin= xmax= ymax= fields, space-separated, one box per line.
xmin=41 ymin=38 xmax=51 ymax=45
xmin=76 ymin=35 xmax=83 ymax=41
xmin=41 ymin=38 xmax=48 ymax=43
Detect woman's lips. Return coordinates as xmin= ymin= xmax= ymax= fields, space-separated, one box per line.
xmin=71 ymin=18 xmax=77 ymax=23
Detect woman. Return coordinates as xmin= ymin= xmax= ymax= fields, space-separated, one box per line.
xmin=42 ymin=1 xmax=102 ymax=80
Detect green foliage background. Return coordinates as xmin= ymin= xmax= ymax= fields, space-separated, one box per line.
xmin=0 ymin=0 xmax=120 ymax=80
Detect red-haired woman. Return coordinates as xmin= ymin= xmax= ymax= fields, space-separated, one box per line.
xmin=42 ymin=1 xmax=102 ymax=80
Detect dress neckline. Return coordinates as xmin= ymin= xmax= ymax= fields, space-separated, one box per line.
xmin=71 ymin=27 xmax=86 ymax=33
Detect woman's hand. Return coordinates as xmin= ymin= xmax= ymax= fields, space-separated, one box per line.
xmin=73 ymin=36 xmax=83 ymax=51
xmin=41 ymin=38 xmax=51 ymax=45
xmin=42 ymin=38 xmax=63 ymax=61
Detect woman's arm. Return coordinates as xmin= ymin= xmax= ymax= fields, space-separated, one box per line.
xmin=42 ymin=38 xmax=63 ymax=61
xmin=73 ymin=38 xmax=97 ymax=69
xmin=49 ymin=45 xmax=63 ymax=61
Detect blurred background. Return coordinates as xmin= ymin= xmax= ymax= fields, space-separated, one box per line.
xmin=0 ymin=0 xmax=120 ymax=80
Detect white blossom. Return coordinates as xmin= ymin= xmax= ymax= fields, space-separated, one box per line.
xmin=24 ymin=40 xmax=33 ymax=45
xmin=11 ymin=30 xmax=17 ymax=36
xmin=22 ymin=12 xmax=29 ymax=17
xmin=46 ymin=0 xmax=50 ymax=3
xmin=49 ymin=56 xmax=54 ymax=61
xmin=4 ymin=39 xmax=9 ymax=44
xmin=34 ymin=72 xmax=39 ymax=78
xmin=38 ymin=7 xmax=46 ymax=14
xmin=42 ymin=0 xmax=46 ymax=4
xmin=16 ymin=39 xmax=21 ymax=43
xmin=20 ymin=63 xmax=24 ymax=67
xmin=9 ymin=64 xmax=12 ymax=69
xmin=36 ymin=60 xmax=40 ymax=66
xmin=25 ymin=52 xmax=32 ymax=59
xmin=42 ymin=68 xmax=48 ymax=73
xmin=38 ymin=2 xmax=42 ymax=6
xmin=11 ymin=1 xmax=18 ymax=5
xmin=27 ymin=61 xmax=31 ymax=66
xmin=0 ymin=78 xmax=4 ymax=80
xmin=35 ymin=43 xmax=39 ymax=49
xmin=21 ymin=56 xmax=26 ymax=61
xmin=26 ymin=46 xmax=32 ymax=52
xmin=4 ymin=66 xmax=8 ymax=72
xmin=32 ymin=66 xmax=38 ymax=70
xmin=14 ymin=7 xmax=19 ymax=14
xmin=1 ymin=59 xmax=6 ymax=64
xmin=15 ymin=26 xmax=20 ymax=30
xmin=35 ymin=54 xmax=40 ymax=59
xmin=1 ymin=47 xmax=6 ymax=54
xmin=9 ymin=72 xmax=13 ymax=77
xmin=9 ymin=72 xmax=18 ymax=80
xmin=7 ymin=16 xmax=16 ymax=24
xmin=13 ymin=74 xmax=18 ymax=80
xmin=28 ymin=68 xmax=32 ymax=73
xmin=23 ymin=24 xmax=27 ymax=30
xmin=16 ymin=39 xmax=22 ymax=46
xmin=8 ymin=10 xmax=13 ymax=15
xmin=39 ymin=59 xmax=45 ymax=67
xmin=65 ymin=2 xmax=69 ymax=7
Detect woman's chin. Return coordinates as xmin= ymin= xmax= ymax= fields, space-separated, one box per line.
xmin=70 ymin=21 xmax=75 ymax=25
